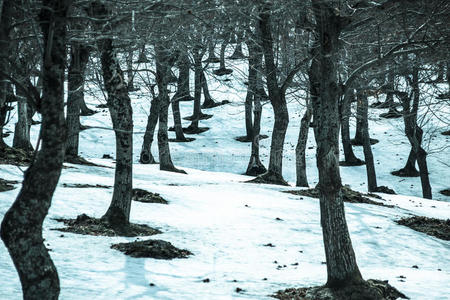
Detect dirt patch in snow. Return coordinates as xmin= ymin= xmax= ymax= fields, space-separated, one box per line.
xmin=132 ymin=188 xmax=168 ymax=204
xmin=111 ymin=239 xmax=192 ymax=259
xmin=0 ymin=147 xmax=32 ymax=166
xmin=53 ymin=214 xmax=161 ymax=237
xmin=439 ymin=189 xmax=450 ymax=196
xmin=0 ymin=178 xmax=19 ymax=192
xmin=284 ymin=186 xmax=394 ymax=208
xmin=62 ymin=183 xmax=112 ymax=189
xmin=65 ymin=155 xmax=113 ymax=168
xmin=272 ymin=279 xmax=408 ymax=300
xmin=396 ymin=216 xmax=450 ymax=241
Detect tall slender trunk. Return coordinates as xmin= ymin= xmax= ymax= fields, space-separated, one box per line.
xmin=1 ymin=1 xmax=70 ymax=298
xmin=90 ymin=2 xmax=133 ymax=225
xmin=311 ymin=2 xmax=363 ymax=288
xmin=244 ymin=41 xmax=255 ymax=141
xmin=155 ymin=44 xmax=185 ymax=174
xmin=400 ymin=68 xmax=432 ymax=199
xmin=358 ymin=90 xmax=377 ymax=192
xmin=126 ymin=49 xmax=135 ymax=91
xmin=172 ymin=53 xmax=190 ymax=141
xmin=258 ymin=4 xmax=289 ymax=185
xmin=245 ymin=39 xmax=266 ymax=176
xmin=66 ymin=42 xmax=89 ymax=157
xmin=353 ymin=94 xmax=364 ymax=144
xmin=0 ymin=0 xmax=12 ymax=149
xmin=200 ymin=70 xmax=216 ymax=108
xmin=340 ymin=88 xmax=363 ymax=165
xmin=13 ymin=88 xmax=33 ymax=152
xmin=296 ymin=100 xmax=312 ymax=187
xmin=140 ymin=86 xmax=159 ymax=164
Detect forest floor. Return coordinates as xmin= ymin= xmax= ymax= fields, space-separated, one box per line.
xmin=1 ymin=58 xmax=450 ymax=299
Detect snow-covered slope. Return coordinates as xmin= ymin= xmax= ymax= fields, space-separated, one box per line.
xmin=1 ymin=58 xmax=449 ymax=299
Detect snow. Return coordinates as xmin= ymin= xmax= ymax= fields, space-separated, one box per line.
xmin=1 ymin=57 xmax=450 ymax=299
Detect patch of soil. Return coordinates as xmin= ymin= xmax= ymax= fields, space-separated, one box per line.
xmin=234 ymin=134 xmax=269 ymax=142
xmin=183 ymin=126 xmax=209 ymax=134
xmin=396 ymin=216 xmax=450 ymax=240
xmin=440 ymin=189 xmax=450 ymax=196
xmin=96 ymin=103 xmax=108 ymax=108
xmin=441 ymin=130 xmax=450 ymax=136
xmin=284 ymin=186 xmax=394 ymax=208
xmin=272 ymin=279 xmax=408 ymax=300
xmin=62 ymin=183 xmax=112 ymax=189
xmin=201 ymin=100 xmax=231 ymax=109
xmin=380 ymin=110 xmax=403 ymax=119
xmin=339 ymin=159 xmax=365 ymax=166
xmin=111 ymin=239 xmax=192 ymax=259
xmin=0 ymin=178 xmax=19 ymax=192
xmin=53 ymin=214 xmax=161 ymax=237
xmin=391 ymin=168 xmax=420 ymax=177
xmin=168 ymin=137 xmax=196 ymax=143
xmin=65 ymin=155 xmax=112 ymax=168
xmin=0 ymin=146 xmax=33 ymax=165
xmin=213 ymin=68 xmax=233 ymax=76
xmin=246 ymin=171 xmax=290 ymax=186
xmin=132 ymin=188 xmax=168 ymax=204
xmin=183 ymin=113 xmax=213 ymax=121
xmin=370 ymin=101 xmax=401 ymax=109
xmin=373 ymin=186 xmax=396 ymax=194
xmin=350 ymin=138 xmax=379 ymax=146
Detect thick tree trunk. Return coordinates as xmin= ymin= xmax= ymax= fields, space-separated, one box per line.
xmin=296 ymin=100 xmax=312 ymax=187
xmin=66 ymin=42 xmax=90 ymax=157
xmin=91 ymin=2 xmax=133 ymax=225
xmin=244 ymin=41 xmax=255 ymax=141
xmin=155 ymin=44 xmax=185 ymax=174
xmin=171 ymin=53 xmax=190 ymax=141
xmin=358 ymin=90 xmax=377 ymax=192
xmin=1 ymin=1 xmax=70 ymax=298
xmin=140 ymin=88 xmax=159 ymax=164
xmin=186 ymin=47 xmax=204 ymax=133
xmin=340 ymin=88 xmax=363 ymax=165
xmin=311 ymin=2 xmax=363 ymax=288
xmin=13 ymin=88 xmax=33 ymax=152
xmin=258 ymin=4 xmax=289 ymax=185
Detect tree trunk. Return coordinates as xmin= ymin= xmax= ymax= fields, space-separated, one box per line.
xmin=66 ymin=42 xmax=90 ymax=157
xmin=400 ymin=68 xmax=432 ymax=199
xmin=296 ymin=100 xmax=312 ymax=187
xmin=200 ymin=70 xmax=216 ymax=108
xmin=1 ymin=1 xmax=70 ymax=298
xmin=353 ymin=93 xmax=364 ymax=145
xmin=13 ymin=88 xmax=33 ymax=152
xmin=187 ymin=47 xmax=203 ymax=132
xmin=172 ymin=53 xmax=190 ymax=141
xmin=90 ymin=2 xmax=133 ymax=225
xmin=244 ymin=41 xmax=255 ymax=141
xmin=258 ymin=4 xmax=289 ymax=185
xmin=358 ymin=90 xmax=377 ymax=192
xmin=0 ymin=0 xmax=12 ymax=149
xmin=392 ymin=147 xmax=419 ymax=177
xmin=340 ymin=88 xmax=363 ymax=165
xmin=310 ymin=2 xmax=363 ymax=288
xmin=140 ymin=87 xmax=158 ymax=164
xmin=245 ymin=40 xmax=266 ymax=176
xmin=126 ymin=49 xmax=135 ymax=91
xmin=155 ymin=44 xmax=185 ymax=174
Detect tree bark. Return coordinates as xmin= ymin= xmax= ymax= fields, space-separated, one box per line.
xmin=0 ymin=0 xmax=12 ymax=149
xmin=155 ymin=44 xmax=185 ymax=173
xmin=340 ymin=88 xmax=363 ymax=165
xmin=258 ymin=4 xmax=289 ymax=185
xmin=171 ymin=53 xmax=190 ymax=141
xmin=66 ymin=42 xmax=90 ymax=157
xmin=90 ymin=2 xmax=133 ymax=225
xmin=13 ymin=88 xmax=33 ymax=152
xmin=245 ymin=39 xmax=266 ymax=176
xmin=296 ymin=100 xmax=312 ymax=187
xmin=358 ymin=89 xmax=377 ymax=192
xmin=140 ymin=86 xmax=158 ymax=164
xmin=1 ymin=1 xmax=70 ymax=298
xmin=310 ymin=2 xmax=363 ymax=288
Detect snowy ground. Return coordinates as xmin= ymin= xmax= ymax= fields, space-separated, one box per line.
xmin=1 ymin=57 xmax=450 ymax=299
